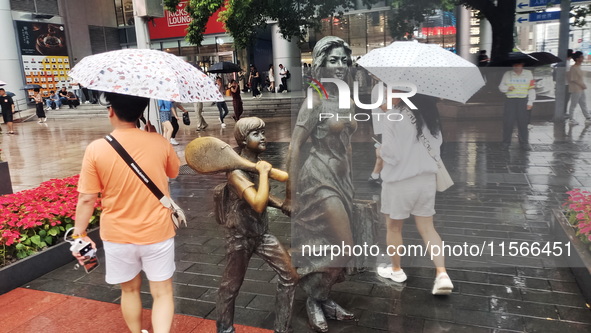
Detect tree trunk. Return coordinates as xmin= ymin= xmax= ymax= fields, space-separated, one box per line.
xmin=464 ymin=0 xmax=516 ymax=62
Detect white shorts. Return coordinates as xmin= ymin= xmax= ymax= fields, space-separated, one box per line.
xmin=103 ymin=238 xmax=175 ymax=285
xmin=380 ymin=173 xmax=436 ymax=219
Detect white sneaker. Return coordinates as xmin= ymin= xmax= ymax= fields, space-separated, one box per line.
xmin=45 ymin=106 xmax=51 ymax=110
xmin=221 ymin=123 xmax=226 ymax=128
xmin=84 ymin=101 xmax=90 ymax=104
xmin=55 ymin=107 xmax=59 ymax=110
xmin=569 ymin=119 xmax=579 ymax=125
xmin=432 ymin=272 xmax=454 ymax=295
xmin=170 ymin=138 xmax=179 ymax=145
xmin=377 ymin=264 xmax=407 ymax=283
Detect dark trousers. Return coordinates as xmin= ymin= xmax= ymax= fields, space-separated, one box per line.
xmin=216 ymin=102 xmax=229 ymax=122
xmin=217 ymin=233 xmax=298 ymax=333
xmin=35 ymin=103 xmax=45 ymax=118
xmin=170 ymin=116 xmax=179 ymax=138
xmin=251 ymin=79 xmax=260 ymax=97
xmin=280 ymin=77 xmax=288 ymax=92
xmin=502 ymin=97 xmax=529 ymax=145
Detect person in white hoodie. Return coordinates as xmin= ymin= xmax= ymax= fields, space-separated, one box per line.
xmin=376 ymin=94 xmax=454 ymax=295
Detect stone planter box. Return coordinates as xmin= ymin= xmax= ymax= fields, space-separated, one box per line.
xmin=552 ymin=209 xmax=591 ymax=304
xmin=0 ymin=228 xmax=101 ymax=295
xmin=0 ymin=161 xmax=13 ymax=195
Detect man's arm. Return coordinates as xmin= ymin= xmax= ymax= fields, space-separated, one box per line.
xmin=73 ymin=192 xmax=99 ymax=236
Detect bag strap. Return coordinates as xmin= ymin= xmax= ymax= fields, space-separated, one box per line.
xmin=402 ymin=107 xmax=440 ymax=164
xmin=104 ymin=134 xmax=173 ymax=208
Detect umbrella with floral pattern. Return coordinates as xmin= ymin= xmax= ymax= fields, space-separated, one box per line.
xmin=68 ymin=49 xmax=223 ymax=102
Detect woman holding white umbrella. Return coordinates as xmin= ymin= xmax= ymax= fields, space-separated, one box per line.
xmin=375 ymin=93 xmax=454 ymax=295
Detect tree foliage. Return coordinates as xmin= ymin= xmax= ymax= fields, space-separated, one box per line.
xmin=164 ymin=0 xmax=380 ymax=48
xmin=164 ymin=0 xmax=591 ymax=60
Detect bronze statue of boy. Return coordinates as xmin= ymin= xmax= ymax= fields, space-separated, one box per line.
xmin=214 ymin=117 xmax=298 ymax=333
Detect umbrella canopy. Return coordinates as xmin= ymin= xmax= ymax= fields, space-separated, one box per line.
xmin=22 ymin=84 xmax=42 ymax=90
xmin=68 ymin=49 xmax=223 ymax=103
xmin=5 ymin=91 xmax=16 ymax=97
xmin=207 ymin=61 xmax=242 ymax=73
xmin=0 ymin=80 xmax=6 ymax=86
xmin=357 ymin=41 xmax=485 ymax=103
xmin=499 ymin=51 xmax=562 ymax=67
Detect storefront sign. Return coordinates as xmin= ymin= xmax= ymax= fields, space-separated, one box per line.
xmin=148 ymin=1 xmax=226 ymax=40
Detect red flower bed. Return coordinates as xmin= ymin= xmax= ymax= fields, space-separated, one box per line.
xmin=0 ymin=175 xmax=101 ymax=266
xmin=564 ymin=189 xmax=591 ymax=252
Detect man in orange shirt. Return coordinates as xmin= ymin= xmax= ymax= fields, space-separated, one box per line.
xmin=72 ymin=92 xmax=180 ymax=333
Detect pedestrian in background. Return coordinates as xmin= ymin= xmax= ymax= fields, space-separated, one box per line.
xmin=230 ymin=79 xmax=243 ymax=121
xmin=278 ymin=64 xmax=289 ymax=93
xmin=216 ymin=77 xmax=229 ymax=128
xmin=158 ymin=99 xmax=174 ymax=141
xmin=268 ymin=64 xmax=275 ymax=93
xmin=249 ymin=65 xmax=262 ymax=98
xmin=169 ymin=103 xmax=184 ymax=145
xmin=33 ymin=88 xmax=46 ymax=123
xmin=0 ymin=88 xmax=16 ymax=134
xmin=498 ymin=60 xmax=535 ymax=150
xmin=193 ymin=101 xmax=208 ymax=131
xmin=567 ymin=51 xmax=591 ymax=126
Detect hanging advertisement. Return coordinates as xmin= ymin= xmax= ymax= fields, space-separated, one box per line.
xmin=15 ymin=21 xmax=71 ymax=97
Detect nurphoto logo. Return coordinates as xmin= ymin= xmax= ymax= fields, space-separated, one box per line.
xmin=307 ymin=78 xmax=417 ymax=122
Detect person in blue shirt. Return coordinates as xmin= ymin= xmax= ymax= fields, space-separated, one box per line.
xmin=158 ymin=99 xmax=174 ymax=141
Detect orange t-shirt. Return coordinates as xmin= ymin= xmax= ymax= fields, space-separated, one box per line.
xmin=78 ymin=128 xmax=180 ymax=244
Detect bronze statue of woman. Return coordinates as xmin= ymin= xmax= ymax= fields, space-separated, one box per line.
xmin=282 ymin=36 xmax=357 ymax=332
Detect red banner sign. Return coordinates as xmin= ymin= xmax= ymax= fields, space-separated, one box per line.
xmin=148 ymin=1 xmax=226 ymax=40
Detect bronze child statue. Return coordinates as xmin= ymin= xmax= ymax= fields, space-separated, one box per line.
xmin=213 ymin=117 xmax=298 ymax=333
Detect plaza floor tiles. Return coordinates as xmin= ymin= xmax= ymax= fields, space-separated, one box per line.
xmin=0 ymin=288 xmax=271 ymax=333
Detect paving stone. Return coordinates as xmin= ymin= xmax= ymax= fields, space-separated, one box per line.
xmin=357 ymin=311 xmax=425 ymax=332
xmin=523 ymin=317 xmax=591 ymax=333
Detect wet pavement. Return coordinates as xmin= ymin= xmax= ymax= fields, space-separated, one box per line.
xmin=2 ymin=101 xmax=591 ymax=332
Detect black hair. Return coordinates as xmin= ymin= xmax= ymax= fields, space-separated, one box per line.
xmin=33 ymin=88 xmax=40 ymax=92
xmin=568 ymin=49 xmax=574 ymax=58
xmin=104 ymin=92 xmax=149 ymax=123
xmin=408 ymin=94 xmax=441 ymax=140
xmin=572 ymin=51 xmax=584 ymax=60
xmin=0 ymin=88 xmax=4 ymax=92
xmin=49 ymin=90 xmax=55 ymax=93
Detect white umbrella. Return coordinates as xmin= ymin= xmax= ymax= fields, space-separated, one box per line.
xmin=0 ymin=80 xmax=6 ymax=86
xmin=68 ymin=49 xmax=223 ymax=103
xmin=357 ymin=41 xmax=485 ymax=103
